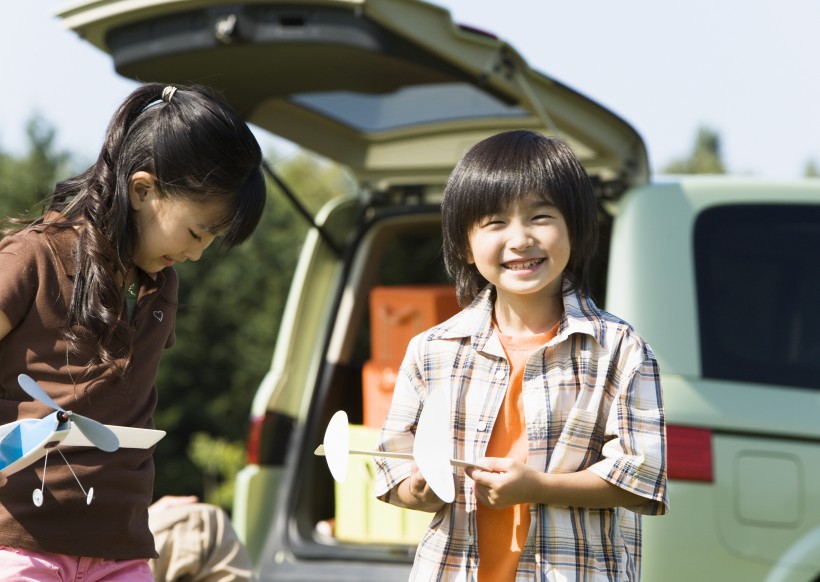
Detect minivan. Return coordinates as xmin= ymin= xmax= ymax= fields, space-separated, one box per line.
xmin=60 ymin=1 xmax=820 ymax=580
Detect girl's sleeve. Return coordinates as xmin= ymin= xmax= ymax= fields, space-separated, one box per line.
xmin=0 ymin=236 xmax=38 ymax=329
xmin=590 ymin=345 xmax=670 ymax=516
xmin=0 ymin=236 xmax=41 ymax=424
xmin=373 ymin=336 xmax=425 ymax=503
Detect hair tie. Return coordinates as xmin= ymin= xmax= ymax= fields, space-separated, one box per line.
xmin=161 ymin=86 xmax=178 ymax=103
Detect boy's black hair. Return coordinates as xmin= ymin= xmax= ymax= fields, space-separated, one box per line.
xmin=441 ymin=130 xmax=598 ymax=306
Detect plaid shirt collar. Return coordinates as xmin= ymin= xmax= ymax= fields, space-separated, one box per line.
xmin=435 ymin=280 xmax=607 ymax=353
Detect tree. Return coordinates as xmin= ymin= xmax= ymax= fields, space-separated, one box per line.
xmin=663 ymin=126 xmax=726 ymax=174
xmin=0 ymin=114 xmax=73 ymax=220
xmin=804 ymin=159 xmax=820 ymax=178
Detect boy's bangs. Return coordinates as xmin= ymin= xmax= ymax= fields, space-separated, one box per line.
xmin=468 ymin=161 xmax=554 ymax=223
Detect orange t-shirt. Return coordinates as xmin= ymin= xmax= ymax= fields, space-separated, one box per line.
xmin=477 ymin=323 xmax=558 ymax=582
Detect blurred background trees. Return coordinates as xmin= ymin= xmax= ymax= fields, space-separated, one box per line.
xmin=663 ymin=126 xmax=726 ymax=174
xmin=0 ymin=115 xmax=71 ymax=220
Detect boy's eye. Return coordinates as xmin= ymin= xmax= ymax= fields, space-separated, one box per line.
xmin=189 ymin=229 xmax=203 ymax=242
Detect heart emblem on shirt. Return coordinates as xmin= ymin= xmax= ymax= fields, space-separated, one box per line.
xmin=153 ymin=311 xmax=164 ymax=322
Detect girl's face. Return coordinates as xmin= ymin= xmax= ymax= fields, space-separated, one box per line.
xmin=467 ymin=193 xmax=570 ymax=303
xmin=129 ymin=172 xmax=224 ymax=275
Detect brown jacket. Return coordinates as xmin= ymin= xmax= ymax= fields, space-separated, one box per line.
xmin=0 ymin=222 xmax=177 ymax=559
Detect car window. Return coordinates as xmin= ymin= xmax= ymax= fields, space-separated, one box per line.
xmin=695 ymin=204 xmax=820 ymax=389
xmin=292 ymin=83 xmax=527 ymax=132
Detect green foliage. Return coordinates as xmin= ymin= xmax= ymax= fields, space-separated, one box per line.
xmin=804 ymin=159 xmax=820 ymax=178
xmin=663 ymin=126 xmax=726 ymax=174
xmin=188 ymin=432 xmax=246 ymax=511
xmin=0 ymin=115 xmax=73 ymax=221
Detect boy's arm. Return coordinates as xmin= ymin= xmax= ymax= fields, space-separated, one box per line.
xmin=468 ymin=459 xmax=646 ymax=509
xmin=386 ymin=463 xmax=447 ymax=513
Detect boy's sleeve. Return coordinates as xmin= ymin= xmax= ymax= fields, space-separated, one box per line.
xmin=373 ymin=337 xmax=424 ymax=504
xmin=589 ymin=348 xmax=669 ymax=515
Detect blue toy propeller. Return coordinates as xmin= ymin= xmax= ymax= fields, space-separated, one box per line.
xmin=17 ymin=374 xmax=119 ymax=453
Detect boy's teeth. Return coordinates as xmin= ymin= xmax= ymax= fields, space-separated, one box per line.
xmin=506 ymin=259 xmax=541 ymax=270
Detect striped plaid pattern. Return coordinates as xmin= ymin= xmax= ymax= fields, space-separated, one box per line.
xmin=375 ymin=282 xmax=668 ymax=581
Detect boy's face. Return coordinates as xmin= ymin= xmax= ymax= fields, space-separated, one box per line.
xmin=467 ymin=193 xmax=570 ymax=303
xmin=128 ymin=172 xmax=224 ymax=275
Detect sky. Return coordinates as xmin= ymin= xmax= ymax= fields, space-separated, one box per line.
xmin=3 ymin=1 xmax=820 ymax=178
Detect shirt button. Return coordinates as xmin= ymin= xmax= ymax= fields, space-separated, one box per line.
xmin=495 ymin=369 xmax=506 ymax=380
xmin=477 ymin=421 xmax=487 ymax=432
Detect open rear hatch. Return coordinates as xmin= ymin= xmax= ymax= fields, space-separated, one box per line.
xmin=58 ymin=0 xmax=647 ymax=192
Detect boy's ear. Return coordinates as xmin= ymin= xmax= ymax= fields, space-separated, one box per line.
xmin=128 ymin=171 xmax=157 ymax=210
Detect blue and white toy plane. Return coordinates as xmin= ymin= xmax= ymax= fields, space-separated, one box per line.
xmin=0 ymin=374 xmax=165 ymax=506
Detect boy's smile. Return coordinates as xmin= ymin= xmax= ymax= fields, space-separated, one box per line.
xmin=467 ymin=194 xmax=570 ymax=306
xmin=503 ymin=258 xmax=545 ymax=271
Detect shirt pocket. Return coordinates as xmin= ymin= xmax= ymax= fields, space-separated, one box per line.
xmin=547 ymin=407 xmax=600 ymax=474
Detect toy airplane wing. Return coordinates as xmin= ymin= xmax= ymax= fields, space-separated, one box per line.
xmin=62 ymin=424 xmax=165 ymax=448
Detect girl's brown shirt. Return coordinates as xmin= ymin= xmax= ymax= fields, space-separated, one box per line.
xmin=0 ymin=222 xmax=178 ymax=559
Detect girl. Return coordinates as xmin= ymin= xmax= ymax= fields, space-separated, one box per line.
xmin=0 ymin=83 xmax=265 ymax=580
xmin=375 ymin=130 xmax=668 ymax=581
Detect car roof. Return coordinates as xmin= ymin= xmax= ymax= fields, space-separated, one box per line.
xmin=58 ymin=0 xmax=648 ymax=192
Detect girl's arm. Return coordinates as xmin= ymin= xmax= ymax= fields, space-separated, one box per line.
xmin=467 ymin=458 xmax=646 ymax=509
xmin=0 ymin=310 xmax=11 ymax=342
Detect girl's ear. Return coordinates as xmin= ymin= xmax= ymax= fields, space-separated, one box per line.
xmin=129 ymin=171 xmax=157 ymax=210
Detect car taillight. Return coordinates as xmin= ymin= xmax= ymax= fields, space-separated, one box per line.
xmin=246 ymin=414 xmax=265 ymax=465
xmin=666 ymin=425 xmax=713 ymax=482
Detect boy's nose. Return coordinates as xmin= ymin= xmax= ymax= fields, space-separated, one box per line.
xmin=508 ymin=223 xmax=533 ymax=250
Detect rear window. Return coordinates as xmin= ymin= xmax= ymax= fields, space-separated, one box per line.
xmin=695 ymin=204 xmax=820 ymax=389
xmin=292 ymin=83 xmax=527 ymax=132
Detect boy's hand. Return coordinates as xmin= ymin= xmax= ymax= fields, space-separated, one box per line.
xmin=399 ymin=463 xmax=447 ymax=512
xmin=467 ymin=460 xmax=649 ymax=509
xmin=467 ymin=457 xmax=535 ymax=508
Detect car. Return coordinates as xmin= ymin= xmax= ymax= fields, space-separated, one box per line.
xmin=59 ymin=1 xmax=820 ymax=580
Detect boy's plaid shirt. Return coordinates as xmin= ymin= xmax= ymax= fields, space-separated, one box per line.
xmin=375 ymin=283 xmax=669 ymax=581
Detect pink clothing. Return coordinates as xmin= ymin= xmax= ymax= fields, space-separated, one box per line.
xmin=0 ymin=546 xmax=153 ymax=581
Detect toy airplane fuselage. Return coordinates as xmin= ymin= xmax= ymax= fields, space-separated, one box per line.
xmin=0 ymin=412 xmax=68 ymax=480
xmin=0 ymin=411 xmax=165 ymax=483
xmin=0 ymin=374 xmax=166 ymax=502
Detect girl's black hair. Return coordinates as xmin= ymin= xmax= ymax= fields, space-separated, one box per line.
xmin=36 ymin=82 xmax=266 ymax=376
xmin=441 ymin=130 xmax=598 ymax=306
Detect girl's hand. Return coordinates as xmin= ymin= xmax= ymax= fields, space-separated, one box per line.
xmin=399 ymin=463 xmax=447 ymax=512
xmin=466 ymin=457 xmax=536 ymax=508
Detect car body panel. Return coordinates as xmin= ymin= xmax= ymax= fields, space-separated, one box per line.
xmin=611 ymin=179 xmax=820 ymax=582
